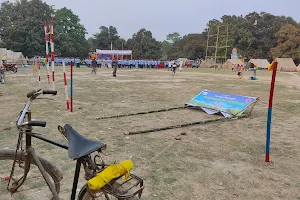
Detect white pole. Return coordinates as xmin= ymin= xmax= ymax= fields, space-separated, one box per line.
xmin=44 ymin=20 xmax=51 ymax=88
xmin=63 ymin=60 xmax=70 ymax=110
xmin=50 ymin=15 xmax=55 ymax=90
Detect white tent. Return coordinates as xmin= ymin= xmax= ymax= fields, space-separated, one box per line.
xmin=273 ymin=58 xmax=297 ymax=72
xmin=222 ymin=59 xmax=245 ymax=69
xmin=200 ymin=59 xmax=216 ymax=68
xmin=13 ymin=52 xmax=24 ymax=59
xmin=0 ymin=48 xmax=7 ymax=59
xmin=248 ymin=59 xmax=270 ymax=69
xmin=6 ymin=50 xmax=13 ymax=60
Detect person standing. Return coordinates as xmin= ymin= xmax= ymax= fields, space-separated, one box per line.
xmin=171 ymin=62 xmax=177 ymax=76
xmin=91 ymin=57 xmax=97 ymax=75
xmin=112 ymin=55 xmax=118 ymax=77
xmin=237 ymin=64 xmax=243 ymax=79
xmin=179 ymin=59 xmax=184 ymax=72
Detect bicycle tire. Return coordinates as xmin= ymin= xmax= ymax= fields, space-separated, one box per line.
xmin=77 ymin=184 xmax=138 ymax=200
xmin=0 ymin=149 xmax=62 ymax=195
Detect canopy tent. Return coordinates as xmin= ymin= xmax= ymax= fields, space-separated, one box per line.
xmin=96 ymin=49 xmax=132 ymax=55
xmin=248 ymin=59 xmax=270 ymax=69
xmin=94 ymin=49 xmax=133 ymax=60
xmin=297 ymin=64 xmax=300 ymax=72
xmin=222 ymin=58 xmax=245 ymax=69
xmin=268 ymin=58 xmax=297 ymax=72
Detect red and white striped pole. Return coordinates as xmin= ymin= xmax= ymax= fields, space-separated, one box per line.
xmin=44 ymin=20 xmax=51 ymax=88
xmin=50 ymin=15 xmax=55 ymax=90
xmin=38 ymin=59 xmax=41 ymax=83
xmin=63 ymin=60 xmax=70 ymax=110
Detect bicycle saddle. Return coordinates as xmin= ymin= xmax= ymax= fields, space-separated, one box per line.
xmin=64 ymin=124 xmax=106 ymax=160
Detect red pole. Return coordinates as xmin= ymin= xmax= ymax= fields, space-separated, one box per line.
xmin=38 ymin=59 xmax=41 ymax=82
xmin=70 ymin=61 xmax=73 ymax=112
xmin=265 ymin=61 xmax=278 ymax=162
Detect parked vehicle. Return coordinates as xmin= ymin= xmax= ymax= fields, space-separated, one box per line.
xmin=190 ymin=60 xmax=199 ymax=68
xmin=185 ymin=60 xmax=192 ymax=67
xmin=2 ymin=61 xmax=18 ymax=73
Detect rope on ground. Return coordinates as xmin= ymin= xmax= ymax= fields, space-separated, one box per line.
xmin=96 ymin=106 xmax=187 ymax=120
xmin=125 ymin=114 xmax=248 ymax=135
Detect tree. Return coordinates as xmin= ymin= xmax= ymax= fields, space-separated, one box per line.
xmin=54 ymin=7 xmax=89 ymax=58
xmin=93 ymin=26 xmax=122 ymax=50
xmin=0 ymin=0 xmax=53 ymax=57
xmin=87 ymin=37 xmax=95 ymax=51
xmin=161 ymin=40 xmax=171 ymax=60
xmin=167 ymin=33 xmax=206 ymax=60
xmin=200 ymin=12 xmax=298 ymax=60
xmin=271 ymin=24 xmax=300 ymax=60
xmin=166 ymin=32 xmax=181 ymax=43
xmin=127 ymin=28 xmax=161 ymax=59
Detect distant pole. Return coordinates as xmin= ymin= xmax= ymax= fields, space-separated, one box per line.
xmin=265 ymin=61 xmax=278 ymax=162
xmin=122 ymin=42 xmax=124 ymax=60
xmin=50 ymin=15 xmax=55 ymax=90
xmin=38 ymin=59 xmax=41 ymax=83
xmin=44 ymin=20 xmax=51 ymax=88
xmin=63 ymin=60 xmax=70 ymax=110
xmin=70 ymin=61 xmax=73 ymax=112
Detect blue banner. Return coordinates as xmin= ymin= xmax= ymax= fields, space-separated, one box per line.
xmin=186 ymin=90 xmax=257 ymax=116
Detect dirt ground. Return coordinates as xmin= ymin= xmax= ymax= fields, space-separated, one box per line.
xmin=0 ymin=66 xmax=300 ymax=200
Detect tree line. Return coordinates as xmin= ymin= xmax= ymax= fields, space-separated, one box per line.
xmin=0 ymin=0 xmax=299 ymax=63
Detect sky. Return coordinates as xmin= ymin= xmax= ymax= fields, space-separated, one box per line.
xmin=5 ymin=0 xmax=300 ymax=41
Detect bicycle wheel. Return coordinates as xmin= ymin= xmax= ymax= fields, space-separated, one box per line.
xmin=0 ymin=149 xmax=62 ymax=199
xmin=78 ymin=184 xmax=138 ymax=200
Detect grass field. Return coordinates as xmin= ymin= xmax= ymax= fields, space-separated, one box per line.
xmin=0 ymin=66 xmax=300 ymax=199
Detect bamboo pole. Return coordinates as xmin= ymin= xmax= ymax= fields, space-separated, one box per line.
xmin=96 ymin=106 xmax=187 ymax=120
xmin=126 ymin=114 xmax=248 ymax=135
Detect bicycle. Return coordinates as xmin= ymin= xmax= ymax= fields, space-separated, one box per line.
xmin=0 ymin=89 xmax=144 ymax=200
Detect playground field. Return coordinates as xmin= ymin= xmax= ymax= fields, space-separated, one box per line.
xmin=1 ymin=67 xmax=300 ymax=200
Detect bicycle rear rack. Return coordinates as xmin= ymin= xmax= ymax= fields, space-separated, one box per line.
xmin=88 ymin=173 xmax=144 ymax=199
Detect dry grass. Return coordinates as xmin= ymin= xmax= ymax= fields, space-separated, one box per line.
xmin=0 ymin=66 xmax=300 ymax=199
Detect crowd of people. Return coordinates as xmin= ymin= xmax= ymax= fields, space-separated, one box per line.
xmin=85 ymin=59 xmax=182 ymax=70
xmin=89 ymin=55 xmax=183 ymax=77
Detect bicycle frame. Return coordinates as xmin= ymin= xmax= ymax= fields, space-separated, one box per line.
xmin=8 ymin=90 xmax=144 ymax=200
xmin=10 ymin=95 xmax=100 ymax=200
